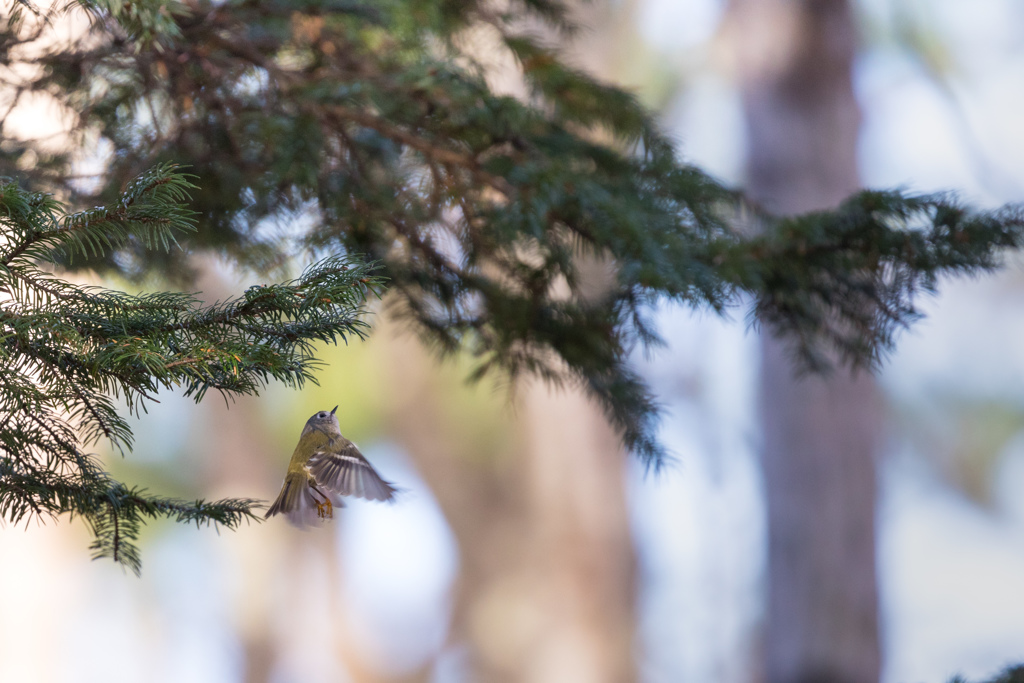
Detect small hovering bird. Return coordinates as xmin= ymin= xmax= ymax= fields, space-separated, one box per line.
xmin=266 ymin=406 xmax=396 ymax=526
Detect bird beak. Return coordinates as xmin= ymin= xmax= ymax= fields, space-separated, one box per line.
xmin=331 ymin=405 xmax=338 ymax=415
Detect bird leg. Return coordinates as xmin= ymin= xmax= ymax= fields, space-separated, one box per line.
xmin=309 ymin=482 xmax=333 ymax=520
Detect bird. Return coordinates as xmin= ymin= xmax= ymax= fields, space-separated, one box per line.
xmin=265 ymin=406 xmax=396 ymax=527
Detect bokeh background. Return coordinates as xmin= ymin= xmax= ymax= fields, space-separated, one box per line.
xmin=3 ymin=0 xmax=1024 ymax=682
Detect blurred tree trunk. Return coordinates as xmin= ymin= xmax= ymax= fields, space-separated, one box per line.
xmin=518 ymin=378 xmax=637 ymax=683
xmin=727 ymin=2 xmax=883 ymax=683
xmin=192 ymin=260 xmax=280 ymax=683
xmin=383 ymin=325 xmax=635 ymax=683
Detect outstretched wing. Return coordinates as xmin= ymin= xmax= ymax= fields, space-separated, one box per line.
xmin=308 ymin=440 xmax=397 ymax=502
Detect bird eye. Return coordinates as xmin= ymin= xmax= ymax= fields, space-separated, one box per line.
xmin=318 ymin=412 xmax=326 ymax=418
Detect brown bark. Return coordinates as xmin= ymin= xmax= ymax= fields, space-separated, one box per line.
xmin=381 ymin=322 xmax=636 ymax=683
xmin=190 ymin=260 xmax=282 ymax=683
xmin=726 ymin=1 xmax=883 ymax=682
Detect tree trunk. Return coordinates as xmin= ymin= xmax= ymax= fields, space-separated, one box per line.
xmin=382 ymin=322 xmax=636 ymax=683
xmin=727 ymin=1 xmax=882 ymax=682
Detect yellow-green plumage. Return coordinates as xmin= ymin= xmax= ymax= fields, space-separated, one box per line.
xmin=266 ymin=406 xmax=397 ymax=527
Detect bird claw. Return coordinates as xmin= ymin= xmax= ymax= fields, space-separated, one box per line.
xmin=315 ymin=498 xmax=333 ymax=520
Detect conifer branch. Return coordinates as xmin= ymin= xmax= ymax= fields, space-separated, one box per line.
xmin=4 ymin=0 xmax=1024 ymax=474
xmin=0 ymin=165 xmax=383 ymax=571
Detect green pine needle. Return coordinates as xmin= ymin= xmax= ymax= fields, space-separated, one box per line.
xmin=0 ymin=166 xmax=382 ymax=572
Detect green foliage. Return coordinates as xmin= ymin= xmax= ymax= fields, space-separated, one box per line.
xmin=3 ymin=0 xmax=1024 ymax=472
xmin=719 ymin=191 xmax=1024 ymax=371
xmin=951 ymin=665 xmax=1024 ymax=683
xmin=0 ymin=165 xmax=383 ymax=573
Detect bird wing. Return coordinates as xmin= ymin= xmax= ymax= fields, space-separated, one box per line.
xmin=307 ymin=439 xmax=397 ymax=502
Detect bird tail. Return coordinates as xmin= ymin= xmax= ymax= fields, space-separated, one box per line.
xmin=265 ymin=473 xmax=342 ymax=528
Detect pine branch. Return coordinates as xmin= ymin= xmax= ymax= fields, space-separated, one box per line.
xmin=0 ymin=167 xmax=382 ymax=571
xmin=951 ymin=665 xmax=1024 ymax=683
xmin=5 ymin=0 xmax=1024 ymax=472
xmin=719 ymin=191 xmax=1024 ymax=371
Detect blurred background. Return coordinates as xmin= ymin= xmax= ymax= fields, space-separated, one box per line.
xmin=3 ymin=0 xmax=1024 ymax=682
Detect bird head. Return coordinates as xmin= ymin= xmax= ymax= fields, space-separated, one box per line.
xmin=305 ymin=405 xmax=340 ymax=430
